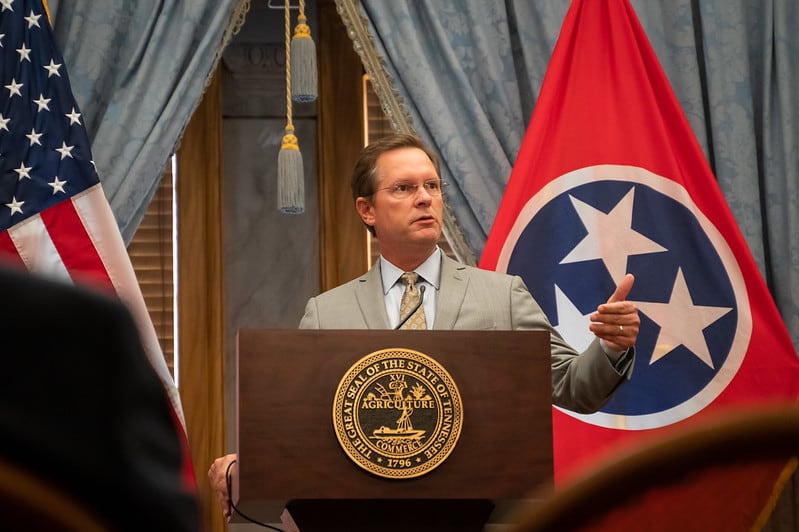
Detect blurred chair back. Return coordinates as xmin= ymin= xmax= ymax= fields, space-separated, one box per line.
xmin=510 ymin=404 xmax=799 ymax=531
xmin=0 ymin=457 xmax=108 ymax=531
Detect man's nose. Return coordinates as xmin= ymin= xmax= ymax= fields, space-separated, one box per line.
xmin=414 ymin=184 xmax=433 ymax=204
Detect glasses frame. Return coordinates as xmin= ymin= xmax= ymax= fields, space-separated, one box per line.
xmin=372 ymin=180 xmax=448 ymax=200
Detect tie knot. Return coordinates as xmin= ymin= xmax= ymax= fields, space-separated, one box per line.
xmin=400 ymin=271 xmax=420 ymax=288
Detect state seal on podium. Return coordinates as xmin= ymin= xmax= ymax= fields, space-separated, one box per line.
xmin=332 ymin=348 xmax=463 ymax=479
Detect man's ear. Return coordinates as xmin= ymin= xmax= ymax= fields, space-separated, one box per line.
xmin=355 ymin=197 xmax=375 ymax=226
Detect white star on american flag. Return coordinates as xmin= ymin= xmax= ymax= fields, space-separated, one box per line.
xmin=43 ymin=59 xmax=61 ymax=78
xmin=5 ymin=197 xmax=24 ymax=215
xmin=5 ymin=78 xmax=22 ymax=97
xmin=26 ymin=128 xmax=42 ymax=146
xmin=0 ymin=113 xmax=9 ymax=131
xmin=49 ymin=176 xmax=67 ymax=194
xmin=16 ymin=42 xmax=30 ymax=61
xmin=34 ymin=93 xmax=50 ymax=111
xmin=65 ymin=107 xmax=81 ymax=125
xmin=56 ymin=141 xmax=75 ymax=159
xmin=0 ymin=0 xmax=12 ymax=13
xmin=24 ymin=10 xmax=41 ymax=29
xmin=14 ymin=163 xmax=32 ymax=180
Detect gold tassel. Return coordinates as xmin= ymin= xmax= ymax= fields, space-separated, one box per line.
xmin=290 ymin=3 xmax=317 ymax=103
xmin=278 ymin=125 xmax=304 ymax=214
xmin=278 ymin=0 xmax=304 ymax=214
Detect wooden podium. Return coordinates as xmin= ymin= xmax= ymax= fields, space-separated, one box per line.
xmin=234 ymin=329 xmax=554 ymax=531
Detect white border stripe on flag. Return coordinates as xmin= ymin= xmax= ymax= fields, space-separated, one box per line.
xmin=8 ymin=213 xmax=71 ymax=281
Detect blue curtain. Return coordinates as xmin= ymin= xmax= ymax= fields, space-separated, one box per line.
xmin=46 ymin=0 xmax=245 ymax=243
xmin=356 ymin=0 xmax=799 ymax=350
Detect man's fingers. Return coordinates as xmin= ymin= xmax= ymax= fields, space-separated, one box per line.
xmin=208 ymin=454 xmax=237 ymax=519
xmin=607 ymin=273 xmax=635 ymax=304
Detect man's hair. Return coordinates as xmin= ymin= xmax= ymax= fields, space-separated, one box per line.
xmin=350 ymin=133 xmax=441 ymax=201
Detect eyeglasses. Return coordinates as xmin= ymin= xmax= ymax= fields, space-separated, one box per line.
xmin=373 ymin=180 xmax=447 ymax=199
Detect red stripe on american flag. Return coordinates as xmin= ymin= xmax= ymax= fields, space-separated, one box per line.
xmin=40 ymin=199 xmax=115 ymax=293
xmin=168 ymin=400 xmax=198 ymax=492
xmin=0 ymin=231 xmax=24 ymax=267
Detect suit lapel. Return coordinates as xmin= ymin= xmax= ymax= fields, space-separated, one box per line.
xmin=434 ymin=255 xmax=468 ymax=330
xmin=355 ymin=262 xmax=391 ymax=329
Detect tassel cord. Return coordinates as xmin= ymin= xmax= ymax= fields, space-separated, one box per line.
xmin=284 ymin=0 xmax=293 ymax=131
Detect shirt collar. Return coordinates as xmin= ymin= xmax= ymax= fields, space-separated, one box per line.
xmin=380 ymin=247 xmax=442 ymax=295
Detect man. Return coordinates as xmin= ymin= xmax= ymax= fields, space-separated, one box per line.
xmin=0 ymin=266 xmax=200 ymax=531
xmin=209 ymin=133 xmax=640 ymax=515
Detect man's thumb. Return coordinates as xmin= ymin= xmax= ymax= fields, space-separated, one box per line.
xmin=607 ymin=273 xmax=635 ymax=303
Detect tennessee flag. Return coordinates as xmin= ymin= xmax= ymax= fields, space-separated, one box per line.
xmin=480 ymin=0 xmax=799 ymax=526
xmin=0 ymin=0 xmax=195 ymax=488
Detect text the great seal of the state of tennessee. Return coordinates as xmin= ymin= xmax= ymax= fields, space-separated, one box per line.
xmin=332 ymin=348 xmax=463 ymax=479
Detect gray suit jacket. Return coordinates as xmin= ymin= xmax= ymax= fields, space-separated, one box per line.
xmin=300 ymin=255 xmax=632 ymax=413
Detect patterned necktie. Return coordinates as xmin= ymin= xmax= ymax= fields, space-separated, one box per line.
xmin=399 ymin=272 xmax=427 ymax=330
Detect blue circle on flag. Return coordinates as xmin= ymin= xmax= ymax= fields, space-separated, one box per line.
xmin=506 ymin=176 xmax=740 ymax=420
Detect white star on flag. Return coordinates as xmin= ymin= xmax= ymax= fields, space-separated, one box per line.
xmin=5 ymin=78 xmax=22 ymax=97
xmin=552 ymin=284 xmax=595 ymax=353
xmin=43 ymin=59 xmax=61 ymax=77
xmin=33 ymin=93 xmax=50 ymax=111
xmin=16 ymin=42 xmax=30 ymax=61
xmin=14 ymin=162 xmax=32 ymax=180
xmin=55 ymin=141 xmax=74 ymax=159
xmin=24 ymin=10 xmax=40 ymax=28
xmin=632 ymin=268 xmax=733 ymax=368
xmin=65 ymin=107 xmax=81 ymax=124
xmin=5 ymin=197 xmax=24 ymax=215
xmin=48 ymin=176 xmax=67 ymax=194
xmin=560 ymin=188 xmax=668 ymax=284
xmin=26 ymin=127 xmax=42 ymax=145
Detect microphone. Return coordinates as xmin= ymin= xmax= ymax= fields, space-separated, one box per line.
xmin=394 ymin=285 xmax=426 ymax=330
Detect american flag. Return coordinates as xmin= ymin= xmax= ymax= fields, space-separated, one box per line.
xmin=0 ymin=0 xmax=188 ymax=436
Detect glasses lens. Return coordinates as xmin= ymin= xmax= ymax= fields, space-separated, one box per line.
xmin=424 ymin=181 xmax=441 ymax=195
xmin=382 ymin=181 xmax=445 ymax=198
